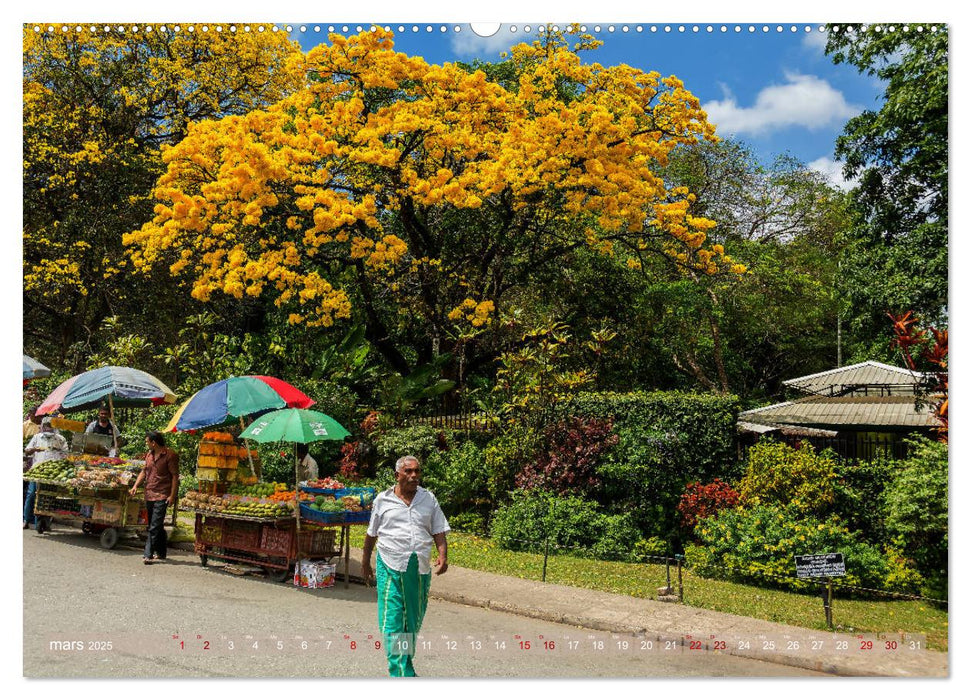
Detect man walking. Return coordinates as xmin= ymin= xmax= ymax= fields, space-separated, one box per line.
xmin=129 ymin=431 xmax=179 ymax=565
xmin=362 ymin=455 xmax=449 ymax=677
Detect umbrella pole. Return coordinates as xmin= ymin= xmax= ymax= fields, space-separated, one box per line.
xmin=294 ymin=443 xmax=301 ymax=533
xmin=239 ymin=417 xmax=260 ymax=481
xmin=107 ymin=394 xmax=119 ymax=455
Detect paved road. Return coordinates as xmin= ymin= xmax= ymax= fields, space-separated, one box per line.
xmin=23 ymin=528 xmax=824 ymax=678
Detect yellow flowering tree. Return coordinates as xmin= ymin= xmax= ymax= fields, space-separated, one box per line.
xmin=126 ymin=27 xmax=740 ymax=375
xmin=23 ymin=24 xmax=303 ymax=365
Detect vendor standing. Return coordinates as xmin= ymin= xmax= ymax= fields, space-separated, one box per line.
xmin=129 ymin=431 xmax=179 ymax=565
xmin=86 ymin=406 xmax=122 ymax=455
xmin=296 ymin=444 xmax=318 ymax=482
xmin=23 ymin=416 xmax=68 ymax=529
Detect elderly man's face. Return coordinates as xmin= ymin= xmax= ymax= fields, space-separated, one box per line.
xmin=396 ymin=460 xmax=421 ymax=488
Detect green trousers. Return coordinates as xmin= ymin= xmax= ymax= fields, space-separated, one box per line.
xmin=376 ymin=552 xmax=431 ymax=677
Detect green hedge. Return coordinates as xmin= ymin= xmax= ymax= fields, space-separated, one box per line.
xmin=552 ymin=391 xmax=741 ymax=541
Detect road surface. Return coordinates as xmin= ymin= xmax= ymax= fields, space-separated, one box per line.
xmin=23 ymin=527 xmax=824 ymax=678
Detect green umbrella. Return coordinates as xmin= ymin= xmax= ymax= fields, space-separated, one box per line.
xmin=239 ymin=408 xmax=350 ymax=533
xmin=239 ymin=408 xmax=350 ymax=444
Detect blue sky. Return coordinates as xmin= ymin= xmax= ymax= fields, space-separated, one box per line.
xmin=281 ymin=21 xmax=888 ymax=190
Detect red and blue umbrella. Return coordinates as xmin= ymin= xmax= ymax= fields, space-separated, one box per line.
xmin=37 ymin=366 xmax=177 ymax=415
xmin=164 ymin=376 xmax=315 ymax=432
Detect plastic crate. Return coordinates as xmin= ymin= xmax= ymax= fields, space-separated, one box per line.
xmin=298 ymin=486 xmax=340 ymax=496
xmin=299 ymin=504 xmax=343 ymax=524
xmin=343 ymin=510 xmax=372 ymax=524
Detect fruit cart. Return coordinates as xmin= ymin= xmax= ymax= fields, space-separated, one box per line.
xmin=26 ymin=456 xmax=153 ymax=548
xmin=188 ymin=511 xmax=345 ymax=583
xmin=180 ymin=483 xmax=375 ymax=586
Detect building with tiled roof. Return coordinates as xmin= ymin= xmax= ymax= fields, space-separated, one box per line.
xmin=738 ymin=361 xmax=938 ymax=460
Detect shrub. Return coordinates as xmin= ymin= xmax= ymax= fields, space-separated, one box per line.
xmin=677 ymin=479 xmax=740 ymax=532
xmin=515 ymin=416 xmax=618 ymax=495
xmin=490 ymin=490 xmax=645 ymax=562
xmin=883 ymin=436 xmax=948 ymax=599
xmin=490 ymin=489 xmax=604 ymax=554
xmin=373 ymin=425 xmax=443 ymax=471
xmin=422 ymin=441 xmax=490 ymax=520
xmin=832 ymin=458 xmax=895 ymax=543
xmin=560 ymin=390 xmax=740 ymax=478
xmin=737 ymin=440 xmax=839 ymax=516
xmin=483 ymin=426 xmax=542 ymax=504
xmin=688 ymin=504 xmax=922 ymax=595
xmin=591 ymin=513 xmax=643 ymax=561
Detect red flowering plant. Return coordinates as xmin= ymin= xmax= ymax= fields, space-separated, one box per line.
xmin=677 ymin=478 xmax=740 ymax=533
xmin=515 ymin=416 xmax=618 ymax=495
xmin=889 ymin=311 xmax=948 ymax=441
xmin=337 ymin=441 xmax=363 ymax=479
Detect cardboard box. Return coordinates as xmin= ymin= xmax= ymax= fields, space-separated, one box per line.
xmin=293 ymin=560 xmax=336 ymax=589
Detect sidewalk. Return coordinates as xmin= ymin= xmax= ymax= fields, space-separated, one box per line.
xmin=169 ymin=539 xmax=946 ymax=677
xmin=347 ymin=547 xmax=947 ymax=678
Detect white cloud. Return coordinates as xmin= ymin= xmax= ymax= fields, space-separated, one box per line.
xmin=807 ymin=157 xmax=857 ymax=191
xmin=702 ymin=72 xmax=861 ymax=137
xmin=448 ymin=25 xmax=530 ymax=59
xmin=802 ymin=28 xmax=830 ymax=55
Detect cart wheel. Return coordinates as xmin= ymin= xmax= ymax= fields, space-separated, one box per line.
xmin=199 ymin=554 xmax=208 ymax=567
xmin=35 ymin=517 xmax=51 ymax=535
xmin=99 ymin=528 xmax=119 ymax=549
xmin=265 ymin=565 xmax=292 ymax=583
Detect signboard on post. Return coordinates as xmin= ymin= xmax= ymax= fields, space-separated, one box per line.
xmin=794 ymin=552 xmax=846 ymax=579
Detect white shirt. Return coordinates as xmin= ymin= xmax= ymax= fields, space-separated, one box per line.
xmin=25 ymin=430 xmax=69 ymax=466
xmin=299 ymin=454 xmax=318 ymax=481
xmin=367 ymin=486 xmax=450 ymax=574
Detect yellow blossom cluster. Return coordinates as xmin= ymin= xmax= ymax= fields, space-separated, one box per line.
xmin=447 ymin=298 xmax=496 ymax=328
xmin=124 ymin=26 xmax=742 ymax=326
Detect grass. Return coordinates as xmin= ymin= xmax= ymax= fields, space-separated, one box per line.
xmin=346 ymin=529 xmax=948 ymax=652
xmin=173 ymin=515 xmax=947 ymax=652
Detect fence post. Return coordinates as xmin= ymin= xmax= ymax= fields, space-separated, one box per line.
xmin=676 ymin=554 xmax=684 ymax=601
xmin=542 ymin=536 xmax=549 ymax=583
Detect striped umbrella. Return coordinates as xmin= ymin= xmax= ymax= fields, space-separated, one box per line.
xmin=164 ymin=376 xmax=315 ymax=432
xmin=23 ymin=354 xmax=51 ymax=384
xmin=37 ymin=366 xmax=177 ymax=416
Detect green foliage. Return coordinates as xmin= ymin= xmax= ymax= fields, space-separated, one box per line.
xmin=483 ymin=426 xmax=542 ymax=504
xmin=883 ymin=436 xmax=948 ymax=598
xmin=490 ymin=489 xmax=645 ymax=563
xmin=556 ymin=391 xmax=740 ymax=540
xmin=493 ymin=320 xmax=596 ymax=427
xmin=832 ymin=458 xmax=896 ymax=544
xmin=688 ymin=504 xmax=922 ymax=595
xmin=490 ymin=489 xmax=605 ymax=554
xmin=372 ymin=425 xmax=443 ymax=472
xmin=737 ymin=440 xmax=839 ymax=516
xmin=422 ymin=441 xmax=490 ymax=523
xmin=826 ymin=24 xmax=948 ymax=353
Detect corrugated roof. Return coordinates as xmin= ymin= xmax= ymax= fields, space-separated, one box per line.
xmin=739 ymin=395 xmax=937 ymax=429
xmin=783 ymin=361 xmax=928 ymax=396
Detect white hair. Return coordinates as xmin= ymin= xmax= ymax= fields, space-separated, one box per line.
xmin=395 ymin=455 xmax=420 ymax=473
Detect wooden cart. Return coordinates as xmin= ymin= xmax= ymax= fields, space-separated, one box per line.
xmin=30 ymin=480 xmax=153 ymax=549
xmin=188 ymin=511 xmax=354 ymax=585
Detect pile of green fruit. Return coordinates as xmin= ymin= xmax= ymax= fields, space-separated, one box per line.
xmin=227 ymin=482 xmax=287 ymax=497
xmin=221 ymin=500 xmax=292 ymax=519
xmin=25 ymin=459 xmax=77 ymax=482
xmin=307 ymin=496 xmax=344 ymax=513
